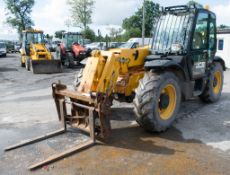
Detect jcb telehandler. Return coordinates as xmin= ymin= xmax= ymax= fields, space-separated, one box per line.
xmin=20 ymin=29 xmax=62 ymax=74
xmin=6 ymin=5 xmax=225 ymax=170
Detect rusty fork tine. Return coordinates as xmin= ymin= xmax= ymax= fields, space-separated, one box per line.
xmin=4 ymin=128 xmax=66 ymax=151
xmin=28 ymin=110 xmax=96 ymax=170
xmin=28 ymin=139 xmax=95 ymax=170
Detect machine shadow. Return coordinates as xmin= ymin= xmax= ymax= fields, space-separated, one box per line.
xmin=105 ymin=92 xmax=230 ymax=154
xmin=103 ymin=97 xmax=214 ymax=155
xmin=103 ymin=125 xmax=201 ymax=155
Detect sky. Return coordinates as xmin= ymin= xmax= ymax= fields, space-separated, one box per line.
xmin=0 ymin=0 xmax=230 ymax=40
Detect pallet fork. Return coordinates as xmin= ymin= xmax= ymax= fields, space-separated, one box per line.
xmin=4 ymin=83 xmax=101 ymax=170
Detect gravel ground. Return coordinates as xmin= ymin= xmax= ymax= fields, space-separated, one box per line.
xmin=0 ymin=54 xmax=229 ymax=175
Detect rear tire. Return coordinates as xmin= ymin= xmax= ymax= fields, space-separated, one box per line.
xmin=21 ymin=62 xmax=25 ymax=67
xmin=66 ymin=52 xmax=75 ymax=68
xmin=133 ymin=71 xmax=181 ymax=132
xmin=30 ymin=59 xmax=34 ymax=74
xmin=199 ymin=62 xmax=224 ymax=103
xmin=20 ymin=56 xmax=25 ymax=67
xmin=56 ymin=47 xmax=64 ymax=65
xmin=25 ymin=58 xmax=30 ymax=71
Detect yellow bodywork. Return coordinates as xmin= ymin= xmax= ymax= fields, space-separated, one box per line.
xmin=20 ymin=30 xmax=52 ymax=64
xmin=78 ymin=47 xmax=150 ymax=96
xmin=20 ymin=43 xmax=52 ymax=64
xmin=20 ymin=29 xmax=62 ymax=74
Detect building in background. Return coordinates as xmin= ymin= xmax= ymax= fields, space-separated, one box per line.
xmin=216 ymin=28 xmax=230 ymax=68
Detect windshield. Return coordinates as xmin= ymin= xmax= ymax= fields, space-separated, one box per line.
xmin=64 ymin=34 xmax=83 ymax=48
xmin=152 ymin=10 xmax=194 ymax=54
xmin=26 ymin=33 xmax=44 ymax=44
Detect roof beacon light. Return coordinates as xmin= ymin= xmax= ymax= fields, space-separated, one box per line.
xmin=204 ymin=5 xmax=210 ymax=10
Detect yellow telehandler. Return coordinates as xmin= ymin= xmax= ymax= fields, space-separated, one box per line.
xmin=6 ymin=5 xmax=226 ymax=170
xmin=20 ymin=29 xmax=62 ymax=74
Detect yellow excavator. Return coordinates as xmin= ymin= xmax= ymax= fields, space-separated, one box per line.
xmin=20 ymin=29 xmax=62 ymax=74
xmin=6 ymin=5 xmax=226 ymax=170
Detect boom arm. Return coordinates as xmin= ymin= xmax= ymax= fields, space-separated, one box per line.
xmin=78 ymin=48 xmax=150 ymax=96
xmin=52 ymin=47 xmax=149 ymax=139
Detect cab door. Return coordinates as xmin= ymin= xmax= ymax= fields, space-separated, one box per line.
xmin=189 ymin=11 xmax=210 ymax=79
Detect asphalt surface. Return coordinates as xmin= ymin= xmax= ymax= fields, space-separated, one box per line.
xmin=0 ymin=54 xmax=230 ymax=175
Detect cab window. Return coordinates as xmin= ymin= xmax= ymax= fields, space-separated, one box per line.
xmin=218 ymin=39 xmax=224 ymax=50
xmin=192 ymin=13 xmax=208 ymax=50
xmin=209 ymin=21 xmax=215 ymax=50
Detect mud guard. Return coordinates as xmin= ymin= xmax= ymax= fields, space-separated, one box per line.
xmin=214 ymin=56 xmax=226 ymax=71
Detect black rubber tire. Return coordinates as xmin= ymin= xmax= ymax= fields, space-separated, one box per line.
xmin=66 ymin=52 xmax=75 ymax=68
xmin=30 ymin=59 xmax=34 ymax=74
xmin=20 ymin=57 xmax=25 ymax=67
xmin=25 ymin=58 xmax=30 ymax=71
xmin=133 ymin=71 xmax=181 ymax=132
xmin=21 ymin=62 xmax=25 ymax=67
xmin=20 ymin=56 xmax=26 ymax=67
xmin=73 ymin=68 xmax=83 ymax=89
xmin=56 ymin=47 xmax=65 ymax=65
xmin=199 ymin=62 xmax=224 ymax=103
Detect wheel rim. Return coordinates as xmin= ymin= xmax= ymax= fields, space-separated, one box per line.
xmin=213 ymin=71 xmax=222 ymax=94
xmin=158 ymin=84 xmax=177 ymax=120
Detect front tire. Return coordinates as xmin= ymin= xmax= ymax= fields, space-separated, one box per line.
xmin=134 ymin=71 xmax=181 ymax=132
xmin=25 ymin=58 xmax=30 ymax=71
xmin=199 ymin=62 xmax=224 ymax=103
xmin=21 ymin=62 xmax=25 ymax=67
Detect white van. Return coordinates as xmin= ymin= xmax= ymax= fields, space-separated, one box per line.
xmin=0 ymin=42 xmax=7 ymax=57
xmin=127 ymin=38 xmax=152 ymax=46
xmin=216 ymin=33 xmax=230 ymax=68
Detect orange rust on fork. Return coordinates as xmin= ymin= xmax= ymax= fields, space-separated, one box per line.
xmin=5 ymin=81 xmax=113 ymax=170
xmin=4 ymin=83 xmax=99 ymax=170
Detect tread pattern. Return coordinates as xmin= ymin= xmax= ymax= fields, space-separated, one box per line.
xmin=200 ymin=62 xmax=223 ymax=103
xmin=134 ymin=71 xmax=181 ymax=132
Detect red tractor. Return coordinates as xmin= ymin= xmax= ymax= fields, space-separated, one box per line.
xmin=56 ymin=32 xmax=89 ymax=67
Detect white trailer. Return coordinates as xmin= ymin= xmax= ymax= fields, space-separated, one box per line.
xmin=216 ymin=29 xmax=230 ymax=68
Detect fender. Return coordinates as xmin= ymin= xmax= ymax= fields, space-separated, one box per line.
xmin=145 ymin=59 xmax=186 ymax=79
xmin=214 ymin=56 xmax=226 ymax=71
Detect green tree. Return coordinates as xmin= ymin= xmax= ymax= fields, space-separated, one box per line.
xmin=108 ymin=27 xmax=123 ymax=39
xmin=123 ymin=28 xmax=142 ymax=41
xmin=54 ymin=30 xmax=66 ymax=39
xmin=122 ymin=0 xmax=160 ymax=39
xmin=45 ymin=34 xmax=53 ymax=41
xmin=68 ymin=0 xmax=95 ymax=31
xmin=4 ymin=0 xmax=35 ymax=39
xmin=64 ymin=18 xmax=72 ymax=32
xmin=81 ymin=27 xmax=96 ymax=41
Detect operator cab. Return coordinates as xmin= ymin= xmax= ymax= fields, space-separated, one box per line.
xmin=62 ymin=32 xmax=84 ymax=50
xmin=147 ymin=4 xmax=218 ymax=81
xmin=22 ymin=30 xmax=45 ymax=55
